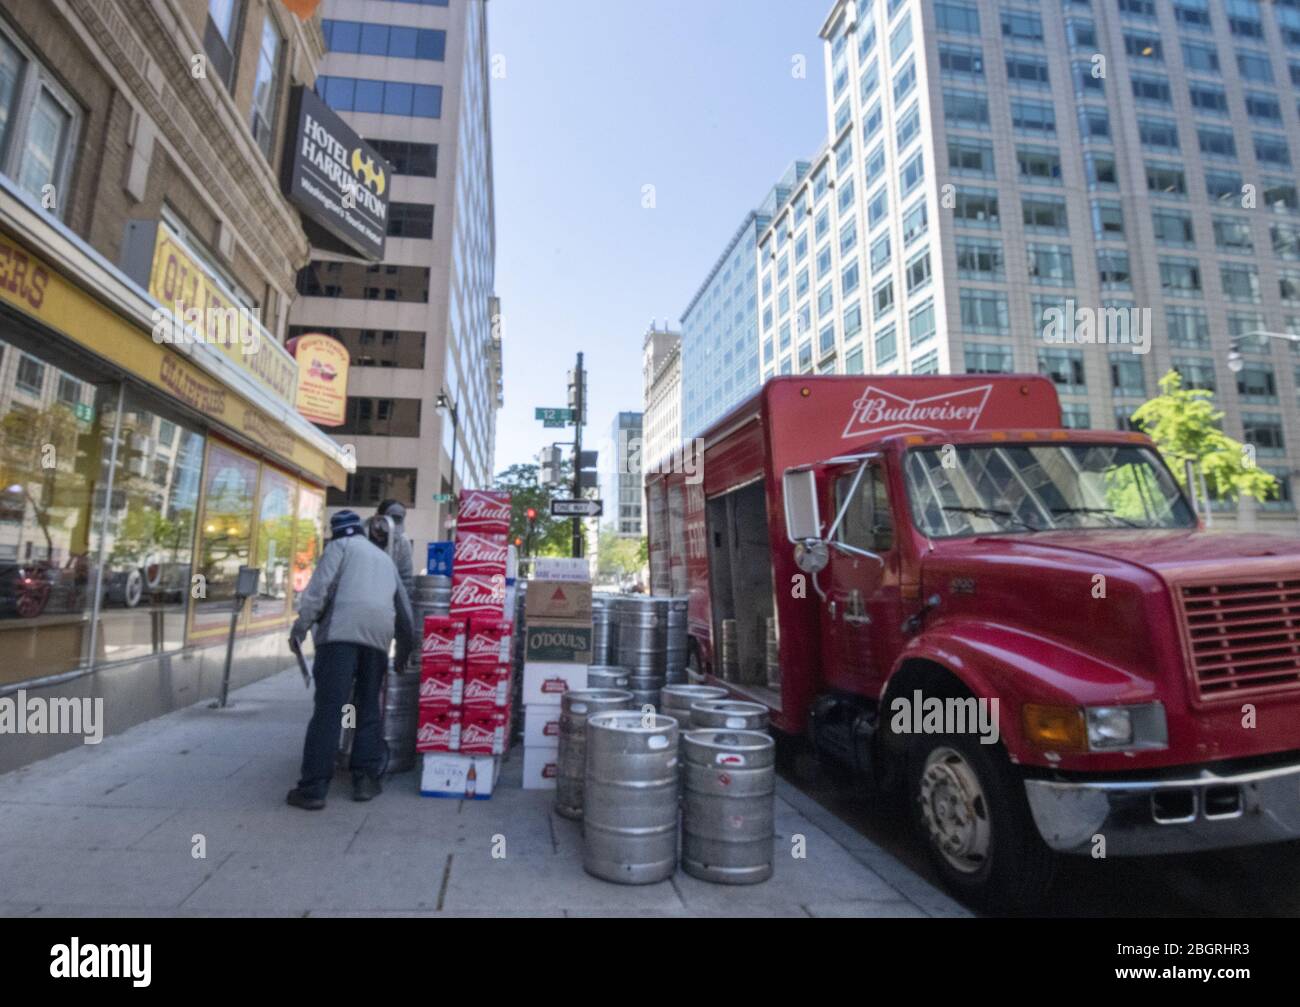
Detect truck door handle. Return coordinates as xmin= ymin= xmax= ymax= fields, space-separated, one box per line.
xmin=843 ymin=613 xmax=872 ymax=625
xmin=829 ymin=600 xmax=838 ymax=619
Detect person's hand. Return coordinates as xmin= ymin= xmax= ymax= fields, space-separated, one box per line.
xmin=394 ymin=645 xmax=412 ymax=673
xmin=289 ymin=624 xmax=306 ymax=649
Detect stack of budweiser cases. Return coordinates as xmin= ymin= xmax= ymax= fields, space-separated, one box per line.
xmin=522 ymin=563 xmax=593 ymax=789
xmin=417 ymin=489 xmax=513 ymax=799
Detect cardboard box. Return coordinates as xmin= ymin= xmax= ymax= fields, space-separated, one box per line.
xmin=523 ymin=620 xmax=593 ymax=664
xmin=524 ymin=580 xmax=592 ymax=621
xmin=456 ymin=489 xmax=511 ymax=535
xmin=461 ymin=708 xmax=509 ymax=755
xmin=416 ymin=706 xmax=462 ymax=752
xmin=522 ymin=744 xmax=560 ymax=790
xmin=422 ymin=616 xmax=465 ymax=664
xmin=522 ymin=661 xmax=587 ymax=705
xmin=465 ymin=617 xmax=513 ymax=665
xmin=450 ymin=572 xmax=506 ymax=619
xmin=463 ymin=665 xmax=511 ymax=709
xmin=418 ymin=665 xmax=463 ymax=708
xmin=454 ymin=531 xmax=509 ymax=577
xmin=523 ymin=703 xmax=562 ymax=747
xmin=532 ymin=557 xmax=590 ymax=582
xmin=421 ymin=753 xmax=498 ymax=799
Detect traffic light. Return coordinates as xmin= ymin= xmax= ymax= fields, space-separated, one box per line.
xmin=537 ymin=446 xmax=563 ymax=487
xmin=526 ymin=507 xmax=537 ymax=521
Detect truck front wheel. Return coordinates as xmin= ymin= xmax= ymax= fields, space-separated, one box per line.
xmin=907 ymin=732 xmax=1055 ymax=914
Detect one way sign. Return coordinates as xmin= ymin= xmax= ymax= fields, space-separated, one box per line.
xmin=551 ymin=499 xmax=603 ymax=518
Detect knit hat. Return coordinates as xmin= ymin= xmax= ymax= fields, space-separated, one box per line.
xmin=330 ymin=509 xmax=363 ymax=539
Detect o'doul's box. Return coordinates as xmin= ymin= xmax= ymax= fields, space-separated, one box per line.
xmin=524 ymin=620 xmax=593 ymax=664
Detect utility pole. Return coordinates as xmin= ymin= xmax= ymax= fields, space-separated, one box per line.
xmin=569 ymin=352 xmax=585 ymax=559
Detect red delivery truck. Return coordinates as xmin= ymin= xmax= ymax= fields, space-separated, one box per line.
xmin=646 ymin=375 xmax=1300 ymax=909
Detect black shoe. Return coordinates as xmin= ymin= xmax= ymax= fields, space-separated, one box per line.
xmin=286 ymin=788 xmax=325 ymax=810
xmin=352 ymin=776 xmax=382 ymax=802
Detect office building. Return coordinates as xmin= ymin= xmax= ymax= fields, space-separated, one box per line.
xmin=604 ymin=410 xmax=645 ymax=537
xmin=642 ymin=323 xmax=681 ymax=471
xmin=758 ymin=0 xmax=1300 ymax=528
xmin=680 ymin=160 xmax=811 ymax=438
xmin=290 ymin=0 xmax=501 ymax=559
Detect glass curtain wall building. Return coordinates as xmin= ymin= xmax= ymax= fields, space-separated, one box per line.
xmin=756 ymin=0 xmax=1300 ymax=528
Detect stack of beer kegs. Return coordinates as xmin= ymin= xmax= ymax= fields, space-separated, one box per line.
xmin=590 ymin=594 xmax=616 ymax=665
xmin=615 ymin=595 xmax=665 ymax=708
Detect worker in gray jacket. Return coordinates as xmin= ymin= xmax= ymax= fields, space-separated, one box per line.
xmin=378 ymin=499 xmax=420 ymax=658
xmin=286 ymin=509 xmax=415 ymax=809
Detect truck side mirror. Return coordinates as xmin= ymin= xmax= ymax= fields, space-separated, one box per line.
xmin=783 ymin=468 xmax=821 ymax=542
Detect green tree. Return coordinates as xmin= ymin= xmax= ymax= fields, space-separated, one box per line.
xmin=494 ymin=462 xmax=575 ymax=557
xmin=1131 ymin=370 xmax=1278 ymax=506
xmin=596 ymin=528 xmax=646 ymax=582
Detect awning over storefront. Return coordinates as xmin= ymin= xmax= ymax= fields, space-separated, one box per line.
xmin=0 ymin=180 xmax=351 ymax=490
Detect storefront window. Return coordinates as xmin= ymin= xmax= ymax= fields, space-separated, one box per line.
xmin=293 ymin=484 xmax=325 ymax=610
xmin=250 ymin=465 xmax=295 ymax=626
xmin=191 ymin=441 xmax=257 ymax=637
xmin=92 ymin=391 xmax=203 ymax=662
xmin=0 ymin=336 xmax=116 ymax=684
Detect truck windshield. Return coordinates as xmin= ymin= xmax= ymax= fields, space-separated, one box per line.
xmin=903 ymin=443 xmax=1198 ymax=538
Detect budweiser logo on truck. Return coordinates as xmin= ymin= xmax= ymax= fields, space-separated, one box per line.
xmin=456 ymin=490 xmax=511 ymax=534
xmin=454 ymin=532 xmax=509 ymax=573
xmin=842 ymin=384 xmax=993 ymax=439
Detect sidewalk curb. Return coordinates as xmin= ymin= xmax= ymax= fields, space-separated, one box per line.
xmin=775 ymin=778 xmax=972 ymax=918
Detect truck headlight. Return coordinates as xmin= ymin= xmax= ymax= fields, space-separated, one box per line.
xmin=1086 ymin=703 xmax=1167 ymax=751
xmin=1024 ymin=702 xmax=1167 ymax=753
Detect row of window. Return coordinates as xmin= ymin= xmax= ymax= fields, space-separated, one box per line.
xmin=315 ymin=75 xmax=442 ymax=118
xmin=321 ymin=19 xmax=446 ymax=61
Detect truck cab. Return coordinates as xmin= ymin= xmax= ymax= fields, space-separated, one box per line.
xmin=647 ymin=375 xmax=1300 ymax=910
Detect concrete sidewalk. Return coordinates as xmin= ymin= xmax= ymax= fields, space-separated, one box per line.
xmin=0 ymin=668 xmax=969 ymax=917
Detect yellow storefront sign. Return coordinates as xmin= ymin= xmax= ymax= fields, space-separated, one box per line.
xmin=145 ymin=221 xmax=299 ymax=407
xmin=0 ymin=228 xmax=346 ymax=489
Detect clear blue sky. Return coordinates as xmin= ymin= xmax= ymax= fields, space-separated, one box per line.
xmin=487 ymin=0 xmax=830 ymax=476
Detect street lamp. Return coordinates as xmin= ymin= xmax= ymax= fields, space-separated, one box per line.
xmin=1227 ymin=329 xmax=1300 ymax=373
xmin=436 ymin=390 xmax=459 ymax=518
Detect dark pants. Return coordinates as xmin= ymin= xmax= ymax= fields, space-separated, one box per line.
xmin=298 ymin=642 xmax=388 ymax=798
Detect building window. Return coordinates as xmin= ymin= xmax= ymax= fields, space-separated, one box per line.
xmin=322 ymin=20 xmax=447 ymax=60
xmin=317 ymin=76 xmax=443 ymax=118
xmin=903 ymin=199 xmax=929 ymax=245
xmin=0 ymin=26 xmax=80 ymax=215
xmin=1236 ymin=364 xmax=1278 ymax=403
xmin=948 ymin=137 xmax=995 ymax=175
xmin=956 ymin=238 xmax=1003 ymax=279
xmin=1242 ymin=412 xmax=1285 ymax=456
xmin=1160 ymin=257 xmax=1203 ymax=296
xmin=250 ymin=15 xmax=282 ymax=160
xmin=965 ymin=344 xmax=1013 ymax=374
xmin=1027 ymin=244 xmax=1074 ymax=285
xmin=1110 ymin=352 xmax=1146 ymax=395
xmin=1039 ymin=348 xmax=1087 ymax=390
xmin=204 ymin=0 xmax=243 ymax=90
xmin=875 ymin=324 xmax=898 ymax=367
xmin=329 ymin=467 xmax=418 ymax=507
xmin=1022 ymin=195 xmax=1068 ymax=231
xmin=1173 ymin=356 xmax=1217 ymax=393
xmin=909 ymin=300 xmax=936 ymax=347
xmin=1153 ymin=209 xmax=1195 ymax=245
xmin=365 ymin=139 xmax=437 ymax=177
xmin=954 ymin=188 xmax=999 ymax=227
xmin=1010 ymin=98 xmax=1056 ymax=135
xmin=1166 ymin=308 xmax=1210 ymax=348
xmin=960 ymin=290 xmax=1010 ymax=333
xmin=912 ymin=350 xmax=940 ymax=375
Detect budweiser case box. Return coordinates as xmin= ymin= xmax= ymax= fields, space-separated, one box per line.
xmin=454 ymin=531 xmax=509 ymax=578
xmin=416 ymin=706 xmax=462 ymax=752
xmin=465 ymin=617 xmax=512 ymax=665
xmin=532 ymin=557 xmax=589 ymax=582
xmin=522 ymin=744 xmax=560 ymax=790
xmin=421 ymin=753 xmax=499 ymax=799
xmin=461 ymin=708 xmax=510 ymax=755
xmin=450 ymin=572 xmax=506 ymax=619
xmin=523 ymin=703 xmax=562 ymax=747
xmin=522 ymin=661 xmax=587 ymax=705
xmin=524 ymin=580 xmax=592 ymax=621
xmin=418 ymin=664 xmax=464 ymax=708
xmin=463 ymin=665 xmax=511 ymax=709
xmin=422 ymin=616 xmax=466 ymax=667
xmin=457 ymin=489 xmax=511 ymax=535
xmin=523 ymin=620 xmax=593 ymax=664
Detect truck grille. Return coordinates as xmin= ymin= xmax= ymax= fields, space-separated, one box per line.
xmin=1179 ymin=579 xmax=1300 ymax=702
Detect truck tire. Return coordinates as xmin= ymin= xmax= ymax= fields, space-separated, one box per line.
xmin=906 ymin=731 xmax=1055 ymax=914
